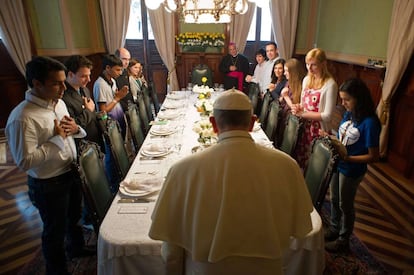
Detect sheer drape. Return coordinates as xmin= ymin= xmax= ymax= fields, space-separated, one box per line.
xmin=229 ymin=2 xmax=256 ymax=53
xmin=376 ymin=0 xmax=414 ymax=157
xmin=270 ymin=0 xmax=299 ymax=59
xmin=0 ymin=0 xmax=32 ymax=76
xmin=99 ymin=0 xmax=131 ymax=53
xmin=147 ymin=9 xmax=179 ymax=91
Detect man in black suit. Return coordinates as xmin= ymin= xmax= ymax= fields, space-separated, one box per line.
xmin=219 ymin=42 xmax=249 ymax=92
xmin=115 ymin=47 xmax=134 ymax=111
xmin=62 ymin=55 xmax=105 ymax=152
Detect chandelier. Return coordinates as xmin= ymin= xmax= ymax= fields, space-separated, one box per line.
xmin=144 ymin=0 xmax=268 ymax=24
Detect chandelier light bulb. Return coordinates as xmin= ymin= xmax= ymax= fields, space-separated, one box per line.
xmin=145 ymin=0 xmax=162 ymax=10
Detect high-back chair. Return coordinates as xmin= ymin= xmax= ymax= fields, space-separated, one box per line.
xmin=78 ymin=141 xmax=114 ymax=233
xmin=136 ymin=95 xmax=151 ymax=134
xmin=248 ymin=82 xmax=261 ymax=116
xmin=191 ymin=64 xmax=213 ymax=87
xmin=304 ymin=137 xmax=339 ymax=211
xmin=264 ymin=101 xmax=280 ymax=144
xmin=103 ymin=119 xmax=131 ymax=183
xmin=141 ymin=85 xmax=154 ymax=122
xmin=279 ymin=114 xmax=303 ymax=156
xmin=125 ymin=103 xmax=145 ymax=154
xmin=150 ymin=82 xmax=161 ymax=114
xmin=258 ymin=92 xmax=272 ymax=129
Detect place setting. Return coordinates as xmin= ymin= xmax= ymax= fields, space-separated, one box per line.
xmin=118 ymin=176 xmax=163 ymax=203
xmin=166 ymin=92 xmax=187 ymax=100
xmin=156 ymin=109 xmax=182 ymax=120
xmin=149 ymin=124 xmax=177 ymax=136
xmin=162 ymin=100 xmax=185 ymax=109
xmin=140 ymin=142 xmax=172 ymax=158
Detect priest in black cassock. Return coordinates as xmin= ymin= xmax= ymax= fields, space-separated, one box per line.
xmin=219 ymin=42 xmax=250 ymax=92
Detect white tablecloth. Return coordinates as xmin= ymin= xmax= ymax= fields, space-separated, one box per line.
xmin=98 ymin=91 xmax=325 ymax=275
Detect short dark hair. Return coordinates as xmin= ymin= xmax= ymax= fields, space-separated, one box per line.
xmin=213 ymin=109 xmax=252 ymax=130
xmin=25 ymin=56 xmax=66 ymax=88
xmin=64 ymin=55 xmax=93 ymax=75
xmin=265 ymin=41 xmax=278 ymax=49
xmin=255 ymin=48 xmax=266 ymax=58
xmin=102 ymin=54 xmax=123 ymax=70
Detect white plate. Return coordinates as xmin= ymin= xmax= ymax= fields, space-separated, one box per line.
xmin=150 ymin=126 xmax=176 ymax=136
xmin=166 ymin=93 xmax=186 ymax=100
xmin=140 ymin=143 xmax=170 ymax=157
xmin=141 ymin=149 xmax=170 ymax=157
xmin=119 ymin=177 xmax=162 ymax=197
xmin=157 ymin=111 xmax=181 ymax=120
xmin=162 ymin=101 xmax=183 ymax=109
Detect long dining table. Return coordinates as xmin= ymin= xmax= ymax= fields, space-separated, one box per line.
xmin=97 ymin=90 xmax=325 ymax=275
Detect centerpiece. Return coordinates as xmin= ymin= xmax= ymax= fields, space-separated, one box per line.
xmin=192 ymin=119 xmax=217 ymax=146
xmin=193 ymin=77 xmax=214 ymax=99
xmin=195 ymin=98 xmax=213 ymax=117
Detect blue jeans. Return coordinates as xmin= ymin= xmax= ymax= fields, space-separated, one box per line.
xmin=28 ymin=170 xmax=84 ymax=275
xmin=329 ymin=171 xmax=364 ymax=240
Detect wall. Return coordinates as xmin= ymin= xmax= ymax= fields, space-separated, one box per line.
xmin=296 ymin=0 xmax=393 ymax=65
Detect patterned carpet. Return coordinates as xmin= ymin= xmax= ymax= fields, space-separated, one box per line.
xmin=17 ymin=228 xmax=97 ymax=275
xmin=17 ymin=225 xmax=389 ymax=275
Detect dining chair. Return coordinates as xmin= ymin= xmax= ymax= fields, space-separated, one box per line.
xmin=125 ymin=103 xmax=145 ymax=154
xmin=279 ymin=114 xmax=303 ymax=156
xmin=141 ymin=86 xmax=154 ymax=122
xmin=150 ymin=82 xmax=161 ymax=114
xmin=78 ymin=141 xmax=114 ymax=233
xmin=248 ymin=82 xmax=261 ymax=116
xmin=103 ymin=119 xmax=131 ymax=184
xmin=304 ymin=137 xmax=339 ymax=212
xmin=264 ymin=101 xmax=280 ymax=144
xmin=191 ymin=64 xmax=213 ymax=87
xmin=136 ymin=95 xmax=151 ymax=134
xmin=258 ymin=92 xmax=272 ymax=129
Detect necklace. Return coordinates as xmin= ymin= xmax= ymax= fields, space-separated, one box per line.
xmin=231 ymin=55 xmax=238 ymax=66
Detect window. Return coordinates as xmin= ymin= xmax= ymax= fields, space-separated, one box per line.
xmin=126 ymin=0 xmax=154 ymax=40
xmin=246 ymin=6 xmax=273 ymax=42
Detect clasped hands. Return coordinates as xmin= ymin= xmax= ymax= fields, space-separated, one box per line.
xmin=54 ymin=115 xmax=79 ymax=138
xmin=291 ymin=104 xmax=305 ymax=117
xmin=114 ymin=85 xmax=129 ymax=102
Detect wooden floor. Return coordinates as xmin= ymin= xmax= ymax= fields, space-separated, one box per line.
xmin=0 ymin=135 xmax=413 ymax=274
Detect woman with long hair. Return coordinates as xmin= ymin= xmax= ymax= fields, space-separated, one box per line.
xmin=292 ymin=48 xmax=338 ymax=170
xmin=268 ymin=58 xmax=287 ymax=100
xmin=323 ymin=78 xmax=381 ymax=252
xmin=276 ymin=58 xmax=306 ymax=146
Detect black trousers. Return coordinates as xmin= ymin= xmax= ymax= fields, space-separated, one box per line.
xmin=28 ymin=169 xmax=84 ymax=275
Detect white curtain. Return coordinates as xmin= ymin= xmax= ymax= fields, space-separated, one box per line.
xmin=229 ymin=2 xmax=256 ymax=53
xmin=269 ymin=0 xmax=299 ymax=59
xmin=99 ymin=0 xmax=131 ymax=53
xmin=376 ymin=0 xmax=414 ymax=157
xmin=0 ymin=0 xmax=32 ymax=76
xmin=147 ymin=8 xmax=179 ymax=91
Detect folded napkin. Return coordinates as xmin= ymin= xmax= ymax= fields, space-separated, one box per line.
xmin=120 ymin=177 xmax=163 ymax=197
xmin=144 ymin=143 xmax=169 ymax=154
xmin=150 ymin=125 xmax=176 ymax=135
xmin=166 ymin=93 xmax=186 ymax=100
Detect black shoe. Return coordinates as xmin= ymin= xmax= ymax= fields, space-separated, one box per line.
xmin=325 ymin=238 xmax=350 ymax=253
xmin=324 ymin=229 xmax=339 ymax=242
xmin=68 ymin=245 xmax=97 ymax=259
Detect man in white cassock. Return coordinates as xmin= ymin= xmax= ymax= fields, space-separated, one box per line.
xmin=149 ymin=89 xmax=314 ymax=275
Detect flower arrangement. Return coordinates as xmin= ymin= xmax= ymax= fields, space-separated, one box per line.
xmin=193 ymin=84 xmax=214 ymax=99
xmin=176 ymin=32 xmax=225 ymax=48
xmin=195 ymin=98 xmax=213 ymax=116
xmin=192 ymin=119 xmax=217 ymax=145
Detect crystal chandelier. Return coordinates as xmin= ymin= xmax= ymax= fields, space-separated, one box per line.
xmin=145 ymin=0 xmax=268 ymax=24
